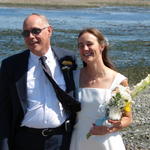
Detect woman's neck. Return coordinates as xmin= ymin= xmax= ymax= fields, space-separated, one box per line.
xmin=84 ymin=61 xmax=109 ymax=78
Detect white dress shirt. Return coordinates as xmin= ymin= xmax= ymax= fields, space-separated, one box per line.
xmin=21 ymin=48 xmax=67 ymax=128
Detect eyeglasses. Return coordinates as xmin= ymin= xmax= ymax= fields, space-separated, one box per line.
xmin=21 ymin=27 xmax=48 ymax=38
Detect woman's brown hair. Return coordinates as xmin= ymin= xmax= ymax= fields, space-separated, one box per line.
xmin=78 ymin=28 xmax=116 ymax=70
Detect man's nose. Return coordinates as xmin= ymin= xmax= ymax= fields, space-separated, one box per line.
xmin=28 ymin=32 xmax=35 ymax=38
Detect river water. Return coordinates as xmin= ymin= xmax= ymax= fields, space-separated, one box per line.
xmin=0 ymin=6 xmax=150 ymax=149
xmin=1 ymin=6 xmax=150 ymax=84
xmin=0 ymin=6 xmax=150 ymax=70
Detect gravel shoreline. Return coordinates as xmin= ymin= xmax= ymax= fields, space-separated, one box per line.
xmin=122 ymin=87 xmax=150 ymax=150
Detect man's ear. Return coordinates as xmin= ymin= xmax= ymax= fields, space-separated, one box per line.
xmin=48 ymin=26 xmax=53 ymax=36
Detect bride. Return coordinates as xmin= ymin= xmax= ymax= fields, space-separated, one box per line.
xmin=70 ymin=28 xmax=132 ymax=150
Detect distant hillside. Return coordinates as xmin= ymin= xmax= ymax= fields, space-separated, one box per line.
xmin=0 ymin=0 xmax=150 ymax=7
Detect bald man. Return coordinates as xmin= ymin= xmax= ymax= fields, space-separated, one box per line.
xmin=0 ymin=13 xmax=79 ymax=150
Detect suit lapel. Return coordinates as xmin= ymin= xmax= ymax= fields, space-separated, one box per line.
xmin=15 ymin=50 xmax=30 ymax=114
xmin=52 ymin=48 xmax=70 ymax=91
xmin=52 ymin=47 xmax=76 ymax=96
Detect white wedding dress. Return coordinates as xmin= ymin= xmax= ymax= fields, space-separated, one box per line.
xmin=70 ymin=71 xmax=127 ymax=150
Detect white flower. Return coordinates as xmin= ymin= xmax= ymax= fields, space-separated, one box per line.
xmin=118 ymin=85 xmax=132 ymax=101
xmin=108 ymin=107 xmax=122 ymax=120
xmin=131 ymin=74 xmax=150 ymax=98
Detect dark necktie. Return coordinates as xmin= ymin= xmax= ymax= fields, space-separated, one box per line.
xmin=39 ymin=56 xmax=81 ymax=113
xmin=40 ymin=56 xmax=52 ymax=76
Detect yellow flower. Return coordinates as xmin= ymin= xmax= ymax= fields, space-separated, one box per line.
xmin=124 ymin=101 xmax=131 ymax=112
xmin=62 ymin=60 xmax=73 ymax=65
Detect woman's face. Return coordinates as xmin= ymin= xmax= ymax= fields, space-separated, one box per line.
xmin=78 ymin=32 xmax=104 ymax=64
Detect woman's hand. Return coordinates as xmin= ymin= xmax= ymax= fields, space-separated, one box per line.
xmin=108 ymin=111 xmax=132 ymax=133
xmin=89 ymin=121 xmax=122 ymax=136
xmin=107 ymin=119 xmax=123 ymax=133
xmin=90 ymin=124 xmax=110 ymax=136
xmin=90 ymin=111 xmax=132 ymax=136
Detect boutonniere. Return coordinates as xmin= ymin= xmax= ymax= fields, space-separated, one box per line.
xmin=59 ymin=56 xmax=77 ymax=92
xmin=59 ymin=56 xmax=77 ymax=71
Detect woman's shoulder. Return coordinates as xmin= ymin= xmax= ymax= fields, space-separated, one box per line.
xmin=110 ymin=71 xmax=128 ymax=90
xmin=117 ymin=73 xmax=128 ymax=86
xmin=117 ymin=72 xmax=127 ymax=81
xmin=115 ymin=71 xmax=128 ymax=82
xmin=110 ymin=69 xmax=127 ymax=79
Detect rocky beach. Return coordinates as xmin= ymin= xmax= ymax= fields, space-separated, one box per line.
xmin=123 ymin=86 xmax=150 ymax=150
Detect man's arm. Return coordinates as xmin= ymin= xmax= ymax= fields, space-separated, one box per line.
xmin=0 ymin=140 xmax=9 ymax=150
xmin=0 ymin=60 xmax=11 ymax=150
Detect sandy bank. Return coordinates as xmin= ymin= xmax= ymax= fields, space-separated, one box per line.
xmin=0 ymin=0 xmax=150 ymax=8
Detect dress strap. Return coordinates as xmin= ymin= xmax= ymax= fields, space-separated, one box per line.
xmin=110 ymin=73 xmax=127 ymax=91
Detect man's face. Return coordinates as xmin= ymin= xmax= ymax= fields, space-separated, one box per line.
xmin=22 ymin=15 xmax=53 ymax=56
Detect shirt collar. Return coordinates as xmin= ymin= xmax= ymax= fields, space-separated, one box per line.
xmin=45 ymin=47 xmax=55 ymax=62
xmin=29 ymin=51 xmax=40 ymax=64
xmin=29 ymin=47 xmax=54 ymax=64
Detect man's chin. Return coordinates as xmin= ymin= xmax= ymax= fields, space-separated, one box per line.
xmin=30 ymin=48 xmax=42 ymax=56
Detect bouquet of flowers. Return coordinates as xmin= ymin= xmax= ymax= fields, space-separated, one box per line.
xmin=107 ymin=85 xmax=132 ymax=120
xmin=108 ymin=74 xmax=150 ymax=120
xmin=86 ymin=74 xmax=150 ymax=139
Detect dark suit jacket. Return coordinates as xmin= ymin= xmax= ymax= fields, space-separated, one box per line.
xmin=0 ymin=48 xmax=77 ymax=150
